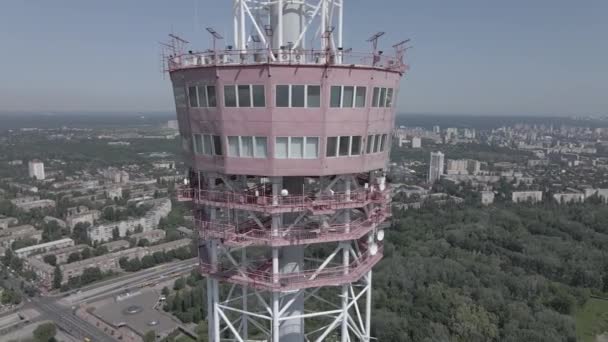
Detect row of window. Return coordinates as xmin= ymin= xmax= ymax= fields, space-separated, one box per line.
xmin=188 ymin=85 xmax=217 ymax=108
xmin=224 ymin=85 xmax=266 ymax=108
xmin=191 ymin=134 xmax=388 ymax=159
xmin=326 ymin=134 xmax=388 ymax=157
xmin=192 ymin=134 xmax=223 ymax=156
xmin=371 ymin=87 xmax=394 ymax=108
xmin=182 ymin=84 xmax=395 ymax=109
xmin=227 ymin=136 xmax=268 ymax=158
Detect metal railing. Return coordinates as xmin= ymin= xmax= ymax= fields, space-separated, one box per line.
xmin=196 ymin=207 xmax=390 ymax=246
xmin=199 ymin=245 xmax=383 ymax=291
xmin=189 ymin=187 xmax=388 ymax=213
xmin=167 ymin=48 xmax=408 ymax=73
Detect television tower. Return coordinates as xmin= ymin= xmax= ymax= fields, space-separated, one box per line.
xmin=169 ymin=1 xmax=408 ymax=340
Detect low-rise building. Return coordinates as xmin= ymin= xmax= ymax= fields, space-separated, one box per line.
xmin=14 ymin=238 xmax=75 ymax=259
xmin=61 ymin=247 xmax=147 ymax=284
xmin=37 ymin=244 xmax=89 ymax=264
xmin=24 ymin=258 xmax=55 ymax=287
xmin=88 ymin=199 xmax=171 ymax=242
xmin=481 ymin=191 xmax=495 ymax=205
xmin=11 ymin=198 xmax=56 ymax=212
xmin=0 ymin=225 xmax=41 ymax=249
xmin=512 ymin=191 xmax=543 ymax=203
xmin=43 ymin=216 xmax=67 ymax=229
xmin=147 ymin=239 xmax=191 ymax=254
xmin=553 ymin=192 xmax=585 ymax=204
xmin=176 ymin=226 xmax=194 ymax=238
xmin=101 ymin=240 xmax=131 ymax=252
xmin=131 ymin=229 xmax=166 ymax=244
xmin=0 ymin=216 xmax=18 ymax=229
xmin=66 ymin=210 xmax=101 ymax=230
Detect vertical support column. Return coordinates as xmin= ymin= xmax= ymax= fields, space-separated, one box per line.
xmin=241 ymin=248 xmax=249 ymax=340
xmin=338 ymin=0 xmax=344 ymax=63
xmin=272 ymin=247 xmax=280 ymax=342
xmin=205 ymin=173 xmax=220 ymax=342
xmin=341 ymin=176 xmax=351 ymax=342
xmin=233 ymin=0 xmax=240 ymax=49
xmin=321 ymin=0 xmax=327 ymax=51
xmin=277 ymin=0 xmax=283 ymax=50
xmin=271 ymin=176 xmax=282 ymax=341
xmin=365 ymin=271 xmax=373 ymax=342
xmin=239 ymin=0 xmax=246 ymax=51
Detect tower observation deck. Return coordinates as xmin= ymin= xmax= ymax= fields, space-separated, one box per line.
xmin=166 ymin=1 xmax=408 ymax=341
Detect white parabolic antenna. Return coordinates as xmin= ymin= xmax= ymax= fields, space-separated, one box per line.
xmin=377 ymin=230 xmax=385 ymax=241
xmin=369 ymin=243 xmax=378 ymax=256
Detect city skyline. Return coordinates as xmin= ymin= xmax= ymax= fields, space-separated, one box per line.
xmin=1 ymin=0 xmax=607 ymax=115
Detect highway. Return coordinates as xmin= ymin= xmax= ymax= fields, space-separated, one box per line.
xmin=1 ymin=258 xmax=198 ymax=341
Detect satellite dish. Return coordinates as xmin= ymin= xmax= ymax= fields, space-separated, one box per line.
xmin=377 ymin=230 xmax=385 ymax=241
xmin=281 ymin=189 xmax=289 ymax=196
xmin=183 ymin=178 xmax=189 ymax=185
xmin=369 ymin=243 xmax=378 ymax=256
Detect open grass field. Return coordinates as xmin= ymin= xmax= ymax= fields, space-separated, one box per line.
xmin=577 ymin=297 xmax=608 ymax=342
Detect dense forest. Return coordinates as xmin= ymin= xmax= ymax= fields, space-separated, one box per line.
xmin=372 ymin=201 xmax=608 ymax=342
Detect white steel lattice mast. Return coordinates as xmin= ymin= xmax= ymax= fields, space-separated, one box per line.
xmin=168 ymin=1 xmax=408 ymax=341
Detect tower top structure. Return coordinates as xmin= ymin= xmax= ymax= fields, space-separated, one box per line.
xmin=163 ymin=0 xmax=409 ymax=74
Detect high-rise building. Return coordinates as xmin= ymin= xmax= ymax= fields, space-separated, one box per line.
xmin=168 ymin=1 xmax=408 ymax=341
xmin=428 ymin=151 xmax=445 ymax=183
xmin=28 ymin=159 xmax=45 ymax=180
xmin=411 ymin=136 xmax=422 ymax=148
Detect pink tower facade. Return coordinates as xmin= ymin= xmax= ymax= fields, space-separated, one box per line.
xmin=169 ymin=1 xmax=407 ymax=341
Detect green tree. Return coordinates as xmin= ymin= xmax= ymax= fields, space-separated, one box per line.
xmin=53 ymin=266 xmax=63 ymax=290
xmin=174 ymin=277 xmax=186 ymax=291
xmin=33 ymin=322 xmax=56 ymax=342
xmin=111 ymin=227 xmax=120 ymax=240
xmin=143 ymin=330 xmax=156 ymax=342
xmin=43 ymin=254 xmax=57 ymax=266
xmin=67 ymin=252 xmax=81 ymax=263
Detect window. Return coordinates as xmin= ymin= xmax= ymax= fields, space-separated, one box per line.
xmin=343 ymin=86 xmax=355 ymax=108
xmin=351 ymin=136 xmax=362 ymax=155
xmin=275 ymin=137 xmax=288 ymax=159
xmin=173 ymin=86 xmax=187 ymax=109
xmin=227 ymin=136 xmax=267 ymax=158
xmin=203 ymin=135 xmax=213 ymax=155
xmin=372 ymin=87 xmax=380 ymax=107
xmin=330 ymin=86 xmax=342 ymax=108
xmin=207 ymin=86 xmax=217 ymax=107
xmin=339 ymin=136 xmax=350 ymax=156
xmin=276 ymin=85 xmax=290 ymax=107
xmin=290 ymin=137 xmax=304 ymax=158
xmin=379 ymin=88 xmax=387 ymax=107
xmin=292 ymin=85 xmax=305 ymax=107
xmin=224 ymin=86 xmax=237 ymax=107
xmin=187 ymin=85 xmax=217 ymax=108
xmin=326 ymin=137 xmax=338 ymax=157
xmin=255 ymin=137 xmax=268 ymax=158
xmin=192 ymin=134 xmax=202 ymax=154
xmin=305 ymin=137 xmax=319 ymax=159
xmin=307 ymin=86 xmax=321 ymax=107
xmin=241 ymin=136 xmax=254 ymax=157
xmin=355 ymin=87 xmax=366 ymax=107
xmin=228 ymin=136 xmax=240 ymax=157
xmin=277 ymin=85 xmax=321 ymax=108
xmin=366 ymin=135 xmax=374 ymax=154
xmin=188 ymin=86 xmax=198 ymax=107
xmin=238 ymin=85 xmax=251 ymax=107
xmin=213 ymin=135 xmax=222 ymax=155
xmin=386 ymin=88 xmax=394 ymax=107
xmin=373 ymin=134 xmax=381 ymax=153
xmin=380 ymin=134 xmax=388 ymax=151
xmin=193 ymin=134 xmax=220 ymax=156
xmin=197 ymin=86 xmax=208 ymax=108
xmin=252 ymin=85 xmax=266 ymax=107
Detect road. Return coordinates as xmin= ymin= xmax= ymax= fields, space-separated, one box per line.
xmin=1 ymin=258 xmax=198 ymax=341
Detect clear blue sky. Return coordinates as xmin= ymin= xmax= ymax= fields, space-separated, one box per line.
xmin=0 ymin=0 xmax=606 ymax=115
